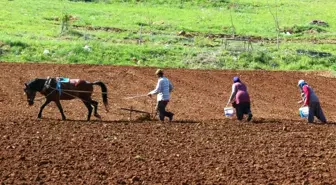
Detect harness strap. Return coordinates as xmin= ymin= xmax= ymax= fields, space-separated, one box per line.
xmin=42 ymin=76 xmax=52 ymax=94
xmin=32 ymin=89 xmax=56 ymax=102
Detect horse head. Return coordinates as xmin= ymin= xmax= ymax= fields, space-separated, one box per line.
xmin=24 ymin=82 xmax=37 ymax=105
xmin=24 ymin=78 xmax=48 ymax=105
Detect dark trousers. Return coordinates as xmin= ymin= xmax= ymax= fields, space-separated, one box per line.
xmin=308 ymin=102 xmax=326 ymax=123
xmin=156 ymin=101 xmax=173 ymax=121
xmin=233 ymin=102 xmax=251 ymax=120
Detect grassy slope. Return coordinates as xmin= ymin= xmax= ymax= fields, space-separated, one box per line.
xmin=0 ymin=0 xmax=336 ymax=70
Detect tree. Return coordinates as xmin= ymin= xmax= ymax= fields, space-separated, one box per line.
xmin=268 ymin=0 xmax=280 ymax=49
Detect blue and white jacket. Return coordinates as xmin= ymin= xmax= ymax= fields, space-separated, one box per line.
xmin=149 ymin=77 xmax=173 ymax=101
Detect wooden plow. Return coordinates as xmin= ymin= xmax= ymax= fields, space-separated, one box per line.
xmin=119 ymin=106 xmax=154 ymax=121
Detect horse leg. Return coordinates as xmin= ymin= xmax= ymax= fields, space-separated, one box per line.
xmin=91 ymin=100 xmax=101 ymax=119
xmin=83 ymin=101 xmax=93 ymax=121
xmin=55 ymin=100 xmax=66 ymax=120
xmin=38 ymin=99 xmax=51 ymax=119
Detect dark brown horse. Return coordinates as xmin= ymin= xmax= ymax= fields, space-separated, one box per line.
xmin=24 ymin=77 xmax=108 ymax=121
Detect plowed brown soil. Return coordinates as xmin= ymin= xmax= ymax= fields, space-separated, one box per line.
xmin=1 ymin=62 xmax=336 ymax=184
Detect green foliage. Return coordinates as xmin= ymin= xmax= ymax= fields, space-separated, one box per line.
xmin=5 ymin=40 xmax=29 ymax=48
xmin=1 ymin=0 xmax=336 ymax=72
xmin=106 ymin=0 xmax=229 ymax=7
xmin=283 ymin=25 xmax=326 ymax=35
xmin=69 ymin=0 xmax=109 ymax=2
xmin=61 ymin=13 xmax=71 ymax=34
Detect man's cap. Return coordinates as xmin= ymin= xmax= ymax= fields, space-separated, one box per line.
xmin=155 ymin=69 xmax=163 ymax=75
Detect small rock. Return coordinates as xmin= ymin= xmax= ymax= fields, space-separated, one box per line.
xmin=282 ymin=126 xmax=287 ymax=131
xmin=43 ymin=49 xmax=50 ymax=55
xmin=134 ymin=155 xmax=144 ymax=161
xmin=178 ymin=30 xmax=186 ymax=36
xmin=131 ymin=176 xmax=140 ymax=182
xmin=83 ymin=45 xmax=91 ymax=52
xmin=302 ymin=180 xmax=309 ymax=185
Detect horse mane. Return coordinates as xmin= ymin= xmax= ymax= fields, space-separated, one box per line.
xmin=27 ymin=78 xmax=47 ymax=91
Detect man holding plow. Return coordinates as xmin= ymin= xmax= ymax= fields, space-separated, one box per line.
xmin=148 ymin=69 xmax=174 ymax=122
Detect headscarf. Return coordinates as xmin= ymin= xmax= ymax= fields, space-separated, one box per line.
xmin=298 ymin=79 xmax=307 ymax=89
xmin=233 ymin=76 xmax=241 ymax=83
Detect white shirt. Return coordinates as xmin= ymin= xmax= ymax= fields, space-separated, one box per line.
xmin=149 ymin=77 xmax=173 ymax=101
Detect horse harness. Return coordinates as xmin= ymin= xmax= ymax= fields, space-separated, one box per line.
xmin=42 ymin=76 xmax=52 ymax=94
xmin=40 ymin=77 xmax=93 ymax=104
xmin=42 ymin=77 xmax=81 ymax=95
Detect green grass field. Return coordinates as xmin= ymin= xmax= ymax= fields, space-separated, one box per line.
xmin=1 ymin=0 xmax=336 ymax=70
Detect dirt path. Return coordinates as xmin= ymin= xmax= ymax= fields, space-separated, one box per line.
xmin=0 ymin=62 xmax=336 ymax=184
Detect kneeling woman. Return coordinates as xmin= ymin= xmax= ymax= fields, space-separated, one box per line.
xmin=226 ymin=76 xmax=253 ymax=122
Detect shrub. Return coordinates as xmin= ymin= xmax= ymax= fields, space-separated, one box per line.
xmin=282 ymin=25 xmax=326 ymax=35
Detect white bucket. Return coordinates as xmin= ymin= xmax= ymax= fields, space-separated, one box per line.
xmin=299 ymin=106 xmax=309 ymax=118
xmin=224 ymin=107 xmax=235 ymax=117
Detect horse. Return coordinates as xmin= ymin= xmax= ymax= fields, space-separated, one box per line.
xmin=23 ymin=77 xmax=109 ymax=121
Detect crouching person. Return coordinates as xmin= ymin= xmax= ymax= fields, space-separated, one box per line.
xmin=297 ymin=79 xmax=326 ymax=123
xmin=148 ymin=69 xmax=174 ymax=122
xmin=226 ymin=76 xmax=252 ymax=122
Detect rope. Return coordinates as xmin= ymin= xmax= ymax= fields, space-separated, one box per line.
xmin=123 ymin=94 xmax=148 ymax=99
xmin=54 ymin=88 xmax=92 ymax=104
xmin=152 ymin=98 xmax=157 ymax=119
xmin=59 ymin=89 xmax=108 ymax=94
xmin=31 ymin=88 xmax=95 ymax=103
xmin=30 ymin=84 xmax=155 ymax=119
xmin=32 ymin=89 xmax=57 ymax=102
xmin=31 ymin=87 xmax=107 ymax=109
xmin=47 ymin=86 xmax=107 ymax=102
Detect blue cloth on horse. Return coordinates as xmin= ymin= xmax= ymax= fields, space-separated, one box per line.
xmin=56 ymin=77 xmax=69 ymax=95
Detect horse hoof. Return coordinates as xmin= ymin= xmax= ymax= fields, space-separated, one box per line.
xmin=94 ymin=114 xmax=102 ymax=119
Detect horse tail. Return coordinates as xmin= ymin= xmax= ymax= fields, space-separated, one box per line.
xmin=92 ymin=81 xmax=109 ymax=112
